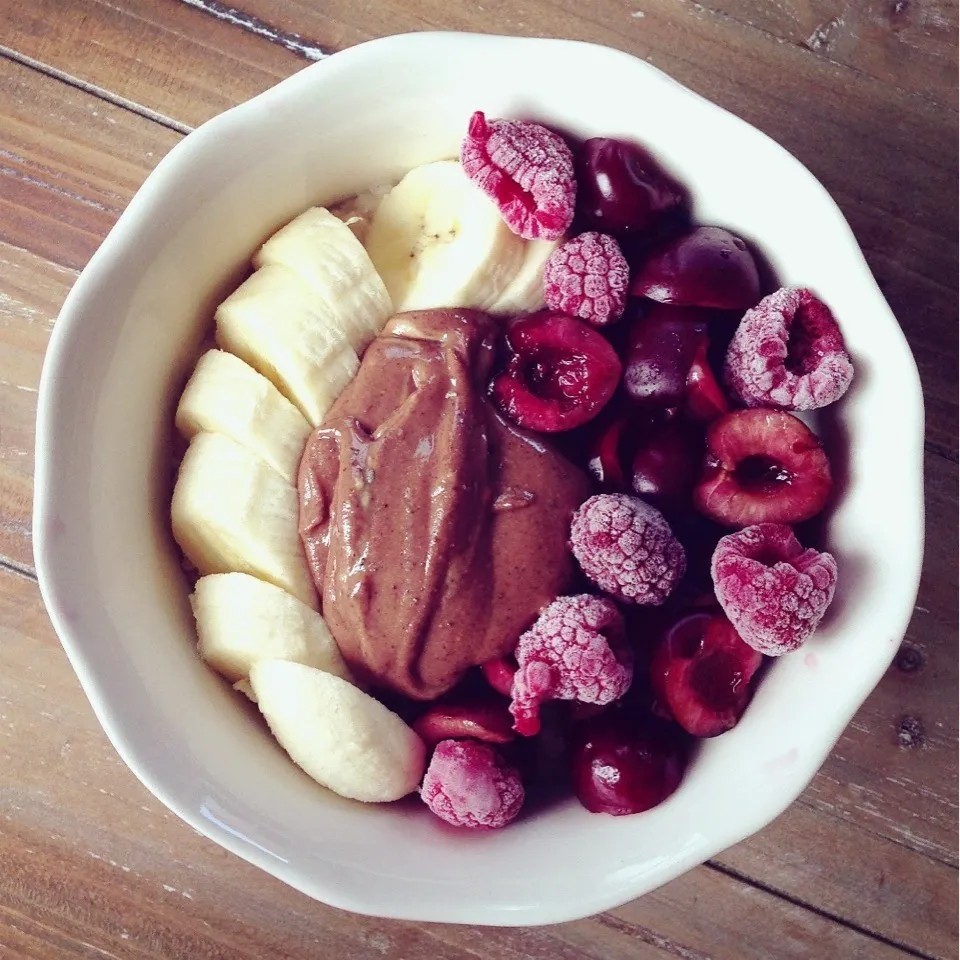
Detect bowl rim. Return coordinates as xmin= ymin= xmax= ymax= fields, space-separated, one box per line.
xmin=32 ymin=30 xmax=925 ymax=926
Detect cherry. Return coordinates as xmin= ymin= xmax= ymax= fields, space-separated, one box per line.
xmin=631 ymin=226 xmax=761 ymax=311
xmin=575 ymin=138 xmax=686 ymax=236
xmin=650 ymin=611 xmax=763 ymax=737
xmin=569 ymin=710 xmax=686 ymax=815
xmin=694 ymin=409 xmax=833 ymax=527
xmin=490 ymin=312 xmax=622 ymax=432
xmin=413 ymin=692 xmax=516 ymax=748
xmin=629 ymin=417 xmax=704 ymax=515
xmin=621 ymin=303 xmax=715 ymax=410
xmin=685 ymin=338 xmax=730 ymax=423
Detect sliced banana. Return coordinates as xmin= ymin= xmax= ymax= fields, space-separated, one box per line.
xmin=190 ymin=573 xmax=351 ymax=684
xmin=175 ymin=349 xmax=311 ymax=485
xmin=171 ymin=432 xmax=318 ymax=609
xmin=488 ymin=236 xmax=563 ymax=316
xmin=364 ymin=159 xmax=526 ymax=313
xmin=215 ymin=263 xmax=359 ymax=427
xmin=250 ymin=660 xmax=426 ymax=803
xmin=254 ymin=207 xmax=392 ymax=353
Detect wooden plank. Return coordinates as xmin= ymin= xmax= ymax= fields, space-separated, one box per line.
xmin=2 ymin=0 xmax=296 ymax=130
xmin=2 ymin=56 xmax=181 ymax=272
xmin=0 ymin=243 xmax=73 ymax=572
xmin=637 ymin=0 xmax=959 ymax=107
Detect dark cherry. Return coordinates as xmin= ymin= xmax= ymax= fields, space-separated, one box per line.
xmin=575 ymin=138 xmax=685 ymax=236
xmin=630 ymin=417 xmax=704 ymax=514
xmin=650 ymin=611 xmax=763 ymax=737
xmin=631 ymin=226 xmax=761 ymax=311
xmin=621 ymin=303 xmax=711 ymax=408
xmin=412 ymin=690 xmax=516 ymax=748
xmin=490 ymin=311 xmax=622 ymax=432
xmin=685 ymin=338 xmax=730 ymax=423
xmin=569 ymin=711 xmax=686 ymax=815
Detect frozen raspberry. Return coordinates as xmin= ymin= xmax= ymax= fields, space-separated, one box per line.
xmin=694 ymin=409 xmax=832 ymax=528
xmin=509 ymin=595 xmax=633 ymax=736
xmin=489 ymin=311 xmax=621 ymax=432
xmin=460 ymin=111 xmax=576 ymax=240
xmin=542 ymin=232 xmax=629 ymax=325
xmin=569 ymin=494 xmax=686 ymax=605
xmin=724 ymin=287 xmax=854 ymax=411
xmin=711 ymin=523 xmax=838 ymax=656
xmin=420 ymin=739 xmax=524 ymax=829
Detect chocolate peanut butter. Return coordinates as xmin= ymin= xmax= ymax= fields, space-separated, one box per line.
xmin=298 ymin=308 xmax=591 ymax=701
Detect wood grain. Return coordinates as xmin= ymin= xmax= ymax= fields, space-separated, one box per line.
xmin=0 ymin=1 xmax=957 ymax=957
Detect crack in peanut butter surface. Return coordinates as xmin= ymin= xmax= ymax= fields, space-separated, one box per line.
xmin=298 ymin=309 xmax=591 ymax=700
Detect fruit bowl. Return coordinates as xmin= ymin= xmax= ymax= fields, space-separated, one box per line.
xmin=33 ymin=32 xmax=924 ymax=925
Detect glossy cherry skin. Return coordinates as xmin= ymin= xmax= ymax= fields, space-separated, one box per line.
xmin=575 ymin=138 xmax=686 ymax=236
xmin=631 ymin=226 xmax=761 ymax=311
xmin=569 ymin=711 xmax=686 ymax=815
xmin=630 ymin=417 xmax=704 ymax=514
xmin=621 ymin=304 xmax=712 ymax=408
xmin=413 ymin=692 xmax=516 ymax=748
xmin=490 ymin=312 xmax=622 ymax=432
xmin=650 ymin=611 xmax=763 ymax=737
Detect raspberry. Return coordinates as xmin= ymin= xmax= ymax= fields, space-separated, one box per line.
xmin=724 ymin=287 xmax=854 ymax=411
xmin=570 ymin=494 xmax=687 ymax=605
xmin=420 ymin=739 xmax=524 ymax=829
xmin=542 ymin=232 xmax=629 ymax=325
xmin=711 ymin=523 xmax=838 ymax=656
xmin=460 ymin=111 xmax=576 ymax=240
xmin=509 ymin=594 xmax=633 ymax=736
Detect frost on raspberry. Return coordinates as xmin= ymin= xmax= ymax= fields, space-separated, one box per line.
xmin=420 ymin=739 xmax=524 ymax=829
xmin=570 ymin=494 xmax=686 ymax=605
xmin=460 ymin=110 xmax=576 ymax=240
xmin=711 ymin=523 xmax=838 ymax=656
xmin=509 ymin=594 xmax=633 ymax=736
xmin=542 ymin=231 xmax=629 ymax=325
xmin=724 ymin=287 xmax=854 ymax=411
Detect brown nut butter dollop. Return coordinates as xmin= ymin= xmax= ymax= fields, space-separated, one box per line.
xmin=298 ymin=308 xmax=592 ymax=701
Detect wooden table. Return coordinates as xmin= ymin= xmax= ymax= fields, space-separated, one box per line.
xmin=1 ymin=3 xmax=956 ymax=958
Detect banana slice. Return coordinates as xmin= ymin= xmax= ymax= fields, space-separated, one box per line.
xmin=488 ymin=237 xmax=563 ymax=316
xmin=364 ymin=159 xmax=526 ymax=313
xmin=171 ymin=432 xmax=318 ymax=609
xmin=175 ymin=349 xmax=311 ymax=485
xmin=250 ymin=660 xmax=426 ymax=803
xmin=254 ymin=207 xmax=392 ymax=353
xmin=191 ymin=573 xmax=352 ymax=684
xmin=215 ymin=263 xmax=359 ymax=427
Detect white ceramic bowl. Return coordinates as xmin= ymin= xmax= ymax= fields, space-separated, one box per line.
xmin=34 ymin=32 xmax=924 ymax=925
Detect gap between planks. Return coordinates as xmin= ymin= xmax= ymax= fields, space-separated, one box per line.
xmin=0 ymin=45 xmax=192 ymax=136
xmin=704 ymin=861 xmax=935 ymax=960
